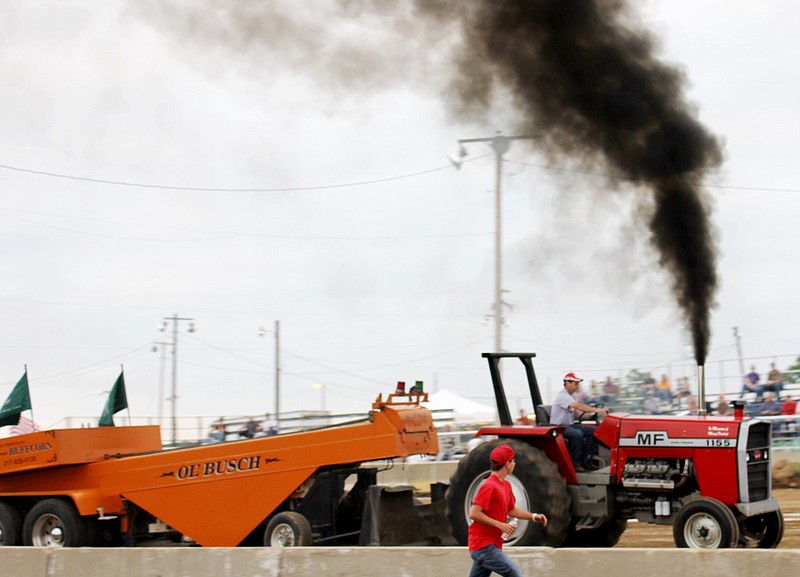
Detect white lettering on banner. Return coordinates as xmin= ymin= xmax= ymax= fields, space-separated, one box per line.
xmin=707 ymin=425 xmax=731 ymax=437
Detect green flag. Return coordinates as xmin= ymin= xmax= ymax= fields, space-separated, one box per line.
xmin=99 ymin=372 xmax=128 ymax=427
xmin=0 ymin=372 xmax=32 ymax=427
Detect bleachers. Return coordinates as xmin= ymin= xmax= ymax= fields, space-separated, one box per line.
xmin=583 ymin=371 xmax=800 ymax=450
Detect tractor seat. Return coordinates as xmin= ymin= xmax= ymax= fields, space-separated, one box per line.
xmin=535 ymin=405 xmax=551 ymax=426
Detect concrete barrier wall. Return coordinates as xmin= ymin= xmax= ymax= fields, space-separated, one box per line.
xmin=3 ymin=547 xmax=800 ymax=577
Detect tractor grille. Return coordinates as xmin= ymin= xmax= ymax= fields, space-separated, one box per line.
xmin=746 ymin=422 xmax=771 ymax=450
xmin=742 ymin=421 xmax=772 ymax=502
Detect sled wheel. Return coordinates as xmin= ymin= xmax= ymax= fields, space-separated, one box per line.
xmin=0 ymin=501 xmax=23 ymax=546
xmin=446 ymin=439 xmax=571 ymax=547
xmin=264 ymin=511 xmax=313 ymax=547
xmin=673 ymin=498 xmax=739 ymax=548
xmin=23 ymin=499 xmax=89 ymax=547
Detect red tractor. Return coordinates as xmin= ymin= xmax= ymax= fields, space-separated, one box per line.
xmin=446 ymin=353 xmax=783 ymax=548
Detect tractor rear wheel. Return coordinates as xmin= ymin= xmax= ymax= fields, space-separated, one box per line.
xmin=264 ymin=511 xmax=313 ymax=547
xmin=673 ymin=498 xmax=739 ymax=548
xmin=446 ymin=439 xmax=571 ymax=547
xmin=738 ymin=509 xmax=784 ymax=548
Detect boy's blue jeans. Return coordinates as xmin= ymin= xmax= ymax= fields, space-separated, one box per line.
xmin=469 ymin=544 xmax=521 ymax=577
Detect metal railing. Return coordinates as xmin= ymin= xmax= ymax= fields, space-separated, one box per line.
xmin=44 ymin=407 xmax=458 ymax=448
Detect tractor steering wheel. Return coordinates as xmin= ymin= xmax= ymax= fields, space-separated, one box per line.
xmin=578 ymin=402 xmax=606 ymax=423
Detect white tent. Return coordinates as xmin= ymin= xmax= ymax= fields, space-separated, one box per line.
xmin=424 ymin=390 xmax=498 ymax=425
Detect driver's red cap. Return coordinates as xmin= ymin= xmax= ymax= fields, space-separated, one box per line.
xmin=490 ymin=444 xmax=515 ymax=466
xmin=563 ymin=372 xmax=583 ymax=382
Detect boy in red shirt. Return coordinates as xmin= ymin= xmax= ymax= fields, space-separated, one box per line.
xmin=468 ymin=444 xmax=548 ymax=577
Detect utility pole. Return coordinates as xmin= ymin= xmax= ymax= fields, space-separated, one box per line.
xmin=151 ymin=339 xmax=169 ymax=430
xmin=451 ymin=133 xmax=539 ymax=352
xmin=259 ymin=321 xmax=281 ymax=433
xmin=274 ymin=320 xmax=280 ymax=432
xmin=160 ymin=314 xmax=195 ymax=446
xmin=733 ymin=326 xmax=745 ymax=381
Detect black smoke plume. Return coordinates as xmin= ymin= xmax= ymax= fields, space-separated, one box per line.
xmin=448 ymin=0 xmax=721 ymax=364
xmin=139 ymin=0 xmax=722 ymax=364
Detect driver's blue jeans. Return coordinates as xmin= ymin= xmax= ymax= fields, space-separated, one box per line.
xmin=469 ymin=545 xmax=521 ymax=577
xmin=563 ymin=423 xmax=597 ymax=466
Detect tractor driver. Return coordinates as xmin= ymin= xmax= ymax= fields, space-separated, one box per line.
xmin=550 ymin=372 xmax=608 ymax=472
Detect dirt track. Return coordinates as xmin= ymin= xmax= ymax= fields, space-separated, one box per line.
xmin=616 ymin=489 xmax=800 ymax=548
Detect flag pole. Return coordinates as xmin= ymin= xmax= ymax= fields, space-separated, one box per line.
xmin=122 ymin=364 xmax=131 ymax=426
xmin=24 ymin=364 xmax=35 ymax=424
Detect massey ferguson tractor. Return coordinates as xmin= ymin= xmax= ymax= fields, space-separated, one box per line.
xmin=446 ymin=353 xmax=783 ymax=549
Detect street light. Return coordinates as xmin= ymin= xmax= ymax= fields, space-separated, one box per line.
xmin=159 ymin=314 xmax=195 ymax=446
xmin=258 ymin=320 xmax=281 ymax=433
xmin=451 ymin=132 xmax=539 ymax=353
xmin=312 ymin=382 xmax=326 ymax=412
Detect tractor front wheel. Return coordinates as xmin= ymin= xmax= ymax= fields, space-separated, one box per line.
xmin=738 ymin=509 xmax=784 ymax=548
xmin=673 ymin=498 xmax=739 ymax=548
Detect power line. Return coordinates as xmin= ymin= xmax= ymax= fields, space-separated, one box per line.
xmin=505 ymin=158 xmax=800 ymax=193
xmin=0 ymin=157 xmax=488 ymax=193
xmin=10 ymin=343 xmax=152 ymax=383
xmin=704 ymin=184 xmax=800 ymax=193
xmin=3 ymin=155 xmax=794 ymax=195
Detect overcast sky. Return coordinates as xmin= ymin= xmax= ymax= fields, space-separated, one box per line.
xmin=1 ymin=1 xmax=798 ymax=434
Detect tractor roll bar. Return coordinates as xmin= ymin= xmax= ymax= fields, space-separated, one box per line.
xmin=482 ymin=353 xmax=542 ymax=426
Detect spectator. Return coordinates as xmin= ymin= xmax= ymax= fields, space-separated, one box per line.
xmin=641 ymin=373 xmax=657 ymax=396
xmin=516 ymin=410 xmax=532 ymax=425
xmin=600 ymin=376 xmax=618 ymax=407
xmin=239 ymin=416 xmax=262 ymax=439
xmin=657 ymin=374 xmax=673 ymax=404
xmin=780 ymin=396 xmax=799 ymax=438
xmin=716 ymin=395 xmax=731 ymax=416
xmin=643 ymin=391 xmax=661 ymax=415
xmin=685 ymin=395 xmax=699 ymax=415
xmin=758 ymin=392 xmax=782 ymax=416
xmin=207 ymin=420 xmax=226 ymax=443
xmin=590 ymin=379 xmax=602 ymax=400
xmin=765 ymin=363 xmax=784 ymax=396
xmin=740 ymin=365 xmax=764 ymax=401
xmin=674 ymin=377 xmax=691 ymax=406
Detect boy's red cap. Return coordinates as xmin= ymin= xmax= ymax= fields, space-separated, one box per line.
xmin=490 ymin=444 xmax=515 ymax=466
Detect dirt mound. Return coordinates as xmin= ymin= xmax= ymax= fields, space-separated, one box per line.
xmin=773 ymin=459 xmax=800 ymax=488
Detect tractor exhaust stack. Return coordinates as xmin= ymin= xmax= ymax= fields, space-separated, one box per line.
xmin=697 ymin=365 xmax=707 ymax=416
